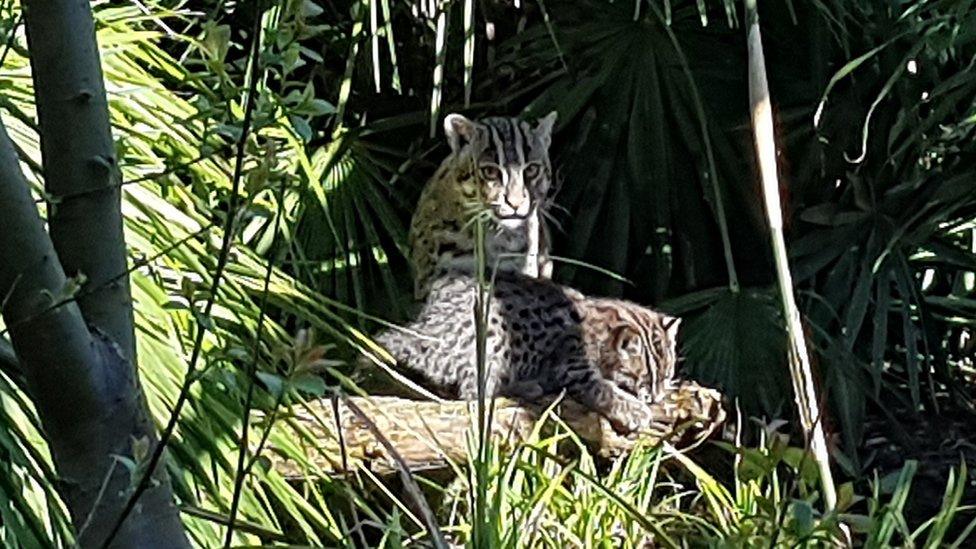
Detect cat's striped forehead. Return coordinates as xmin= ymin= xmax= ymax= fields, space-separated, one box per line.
xmin=477 ymin=116 xmax=550 ymax=166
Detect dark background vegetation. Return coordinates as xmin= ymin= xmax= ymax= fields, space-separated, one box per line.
xmin=0 ymin=0 xmax=974 ymax=545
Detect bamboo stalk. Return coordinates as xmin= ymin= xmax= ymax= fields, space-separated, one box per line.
xmin=429 ymin=1 xmax=449 ymax=137
xmin=744 ymin=0 xmax=837 ymax=511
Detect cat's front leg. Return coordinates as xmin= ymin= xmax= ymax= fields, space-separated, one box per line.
xmin=502 ymin=379 xmax=546 ymax=401
xmin=604 ymin=385 xmax=655 ymax=434
xmin=567 ymin=374 xmax=653 ymax=434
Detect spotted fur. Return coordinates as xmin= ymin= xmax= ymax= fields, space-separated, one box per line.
xmin=409 ymin=112 xmax=557 ymax=300
xmin=374 ymin=273 xmax=681 ymax=434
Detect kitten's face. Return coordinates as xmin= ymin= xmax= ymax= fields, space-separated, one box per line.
xmin=606 ymin=312 xmax=681 ymax=401
xmin=444 ymin=113 xmax=557 ymax=222
xmin=607 ymin=325 xmax=651 ymax=398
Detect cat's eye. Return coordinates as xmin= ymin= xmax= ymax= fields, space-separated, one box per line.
xmin=480 ymin=165 xmax=502 ymax=181
xmin=524 ymin=163 xmax=541 ymax=178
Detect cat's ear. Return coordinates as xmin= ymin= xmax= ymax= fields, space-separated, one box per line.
xmin=444 ymin=113 xmax=477 ymax=153
xmin=533 ymin=110 xmax=558 ymax=147
xmin=664 ymin=316 xmax=682 ymax=340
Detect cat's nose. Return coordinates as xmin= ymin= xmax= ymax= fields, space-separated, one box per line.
xmin=505 ymin=193 xmax=525 ymax=209
xmin=504 ymin=183 xmax=530 ymax=215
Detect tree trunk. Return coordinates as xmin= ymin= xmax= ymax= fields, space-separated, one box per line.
xmin=23 ymin=0 xmax=135 ymax=362
xmin=0 ymin=1 xmax=191 ymax=545
xmin=0 ymin=117 xmax=188 ymax=547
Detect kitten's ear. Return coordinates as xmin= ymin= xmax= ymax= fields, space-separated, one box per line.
xmin=664 ymin=316 xmax=682 ymax=340
xmin=444 ymin=113 xmax=477 ymax=153
xmin=533 ymin=110 xmax=558 ymax=147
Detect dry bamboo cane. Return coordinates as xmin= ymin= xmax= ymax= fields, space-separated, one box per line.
xmin=744 ymin=0 xmax=838 ymax=511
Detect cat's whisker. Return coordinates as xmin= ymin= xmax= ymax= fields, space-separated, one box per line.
xmin=542 ymin=212 xmax=565 ymax=234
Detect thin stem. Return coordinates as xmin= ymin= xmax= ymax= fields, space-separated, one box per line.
xmin=0 ymin=12 xmax=22 ymax=69
xmin=37 ymin=154 xmax=214 ymax=205
xmin=462 ymin=0 xmax=475 ymax=106
xmin=429 ymin=1 xmax=449 ymax=137
xmin=223 ymin=182 xmax=284 ymax=547
xmin=536 ymin=0 xmax=568 ymax=73
xmin=339 ymin=394 xmax=448 ymax=548
xmin=335 ymin=0 xmax=365 ymax=127
xmin=650 ymin=2 xmax=739 ymax=292
xmin=0 ymin=223 xmax=216 ymax=339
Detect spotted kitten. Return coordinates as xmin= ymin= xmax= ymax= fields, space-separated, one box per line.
xmin=408 ymin=112 xmax=557 ymax=300
xmin=374 ymin=273 xmax=681 ymax=434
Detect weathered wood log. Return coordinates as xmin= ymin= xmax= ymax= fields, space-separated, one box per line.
xmin=267 ymin=381 xmax=725 ymax=477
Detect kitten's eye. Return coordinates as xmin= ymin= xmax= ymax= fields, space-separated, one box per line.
xmin=480 ymin=165 xmax=502 ymax=182
xmin=524 ymin=163 xmax=541 ymax=179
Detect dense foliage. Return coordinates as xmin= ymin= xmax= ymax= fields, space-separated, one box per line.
xmin=0 ymin=0 xmax=974 ymax=546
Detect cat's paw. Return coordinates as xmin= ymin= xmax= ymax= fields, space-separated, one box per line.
xmin=607 ymin=397 xmax=655 ymax=435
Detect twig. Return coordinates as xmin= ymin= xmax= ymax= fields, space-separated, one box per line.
xmin=0 ymin=12 xmax=22 ymax=69
xmin=0 ymin=223 xmax=216 ymax=339
xmin=73 ymin=458 xmax=118 ymax=547
xmin=339 ymin=392 xmax=449 ymax=549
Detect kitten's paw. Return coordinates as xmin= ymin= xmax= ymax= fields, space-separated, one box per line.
xmin=607 ymin=399 xmax=655 ymax=435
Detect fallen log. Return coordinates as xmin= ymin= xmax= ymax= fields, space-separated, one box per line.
xmin=266 ymin=380 xmax=726 ymax=477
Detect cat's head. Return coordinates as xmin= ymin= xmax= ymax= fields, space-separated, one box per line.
xmin=443 ymin=112 xmax=557 ymax=222
xmin=607 ymin=311 xmax=681 ymax=402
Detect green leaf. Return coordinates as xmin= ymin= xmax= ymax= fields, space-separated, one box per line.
xmin=790 ymin=500 xmax=814 ymax=537
xmin=201 ymin=23 xmax=231 ymax=63
xmin=290 ymin=115 xmax=313 ymax=142
xmin=290 ymin=373 xmax=327 ymax=396
xmin=681 ymin=288 xmax=789 ymax=415
xmin=256 ymin=371 xmax=285 ymax=399
xmin=302 ymin=0 xmax=324 ymax=17
xmin=306 ymin=99 xmax=337 ymax=116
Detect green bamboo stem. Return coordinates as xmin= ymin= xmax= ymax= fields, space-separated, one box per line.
xmin=744 ymin=0 xmax=837 ymax=512
xmin=429 ymin=0 xmax=450 ymax=137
